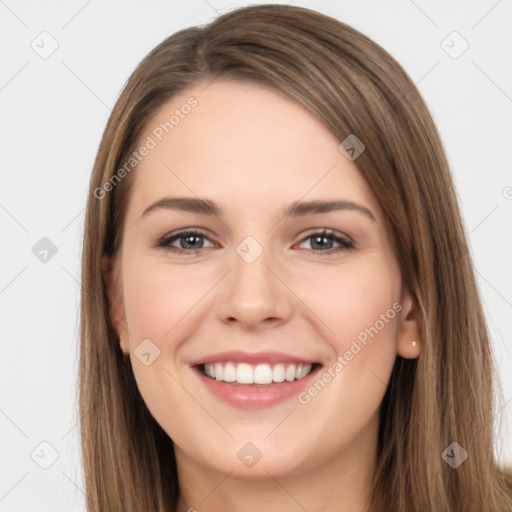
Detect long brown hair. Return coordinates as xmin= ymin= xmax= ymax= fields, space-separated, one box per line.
xmin=79 ymin=4 xmax=512 ymax=510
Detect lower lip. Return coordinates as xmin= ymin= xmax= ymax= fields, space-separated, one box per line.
xmin=193 ymin=365 xmax=322 ymax=409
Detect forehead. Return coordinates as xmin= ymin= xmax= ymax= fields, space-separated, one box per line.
xmin=128 ymin=79 xmax=382 ymax=221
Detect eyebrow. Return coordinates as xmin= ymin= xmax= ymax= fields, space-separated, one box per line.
xmin=141 ymin=197 xmax=376 ymax=222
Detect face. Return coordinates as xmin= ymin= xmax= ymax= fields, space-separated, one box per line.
xmin=106 ymin=79 xmax=421 ymax=480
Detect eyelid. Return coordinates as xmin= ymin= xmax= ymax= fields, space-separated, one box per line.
xmin=154 ymin=227 xmax=215 ymax=250
xmin=294 ymin=228 xmax=354 ymax=252
xmin=298 ymin=227 xmax=353 ymax=244
xmin=154 ymin=227 xmax=355 ymax=255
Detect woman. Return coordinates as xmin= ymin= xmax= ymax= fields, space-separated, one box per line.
xmin=80 ymin=4 xmax=512 ymax=511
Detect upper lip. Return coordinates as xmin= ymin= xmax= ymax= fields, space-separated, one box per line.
xmin=189 ymin=350 xmax=320 ymax=366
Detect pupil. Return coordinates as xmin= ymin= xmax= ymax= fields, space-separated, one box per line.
xmin=183 ymin=235 xmax=201 ymax=248
xmin=313 ymin=235 xmax=331 ymax=250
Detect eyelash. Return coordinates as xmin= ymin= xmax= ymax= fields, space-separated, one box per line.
xmin=154 ymin=228 xmax=355 ymax=256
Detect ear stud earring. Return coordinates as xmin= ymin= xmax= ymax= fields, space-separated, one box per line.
xmin=411 ymin=341 xmax=417 ymax=347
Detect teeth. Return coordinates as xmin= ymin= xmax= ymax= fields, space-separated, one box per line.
xmin=285 ymin=364 xmax=296 ymax=382
xmin=223 ymin=362 xmax=236 ymax=382
xmin=214 ymin=362 xmax=223 ymax=381
xmin=203 ymin=362 xmax=313 ymax=384
xmin=272 ymin=363 xmax=285 ymax=383
xmin=237 ymin=363 xmax=254 ymax=384
xmin=254 ymin=364 xmax=273 ymax=384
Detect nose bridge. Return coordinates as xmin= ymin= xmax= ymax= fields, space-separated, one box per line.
xmin=217 ymin=233 xmax=292 ymax=327
xmin=232 ymin=233 xmax=276 ymax=299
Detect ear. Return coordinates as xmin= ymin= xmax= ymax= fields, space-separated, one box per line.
xmin=102 ymin=254 xmax=128 ymax=352
xmin=396 ymin=283 xmax=422 ymax=359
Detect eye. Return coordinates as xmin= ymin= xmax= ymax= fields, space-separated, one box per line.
xmin=154 ymin=229 xmax=215 ymax=254
xmin=154 ymin=228 xmax=354 ymax=256
xmin=296 ymin=229 xmax=354 ymax=255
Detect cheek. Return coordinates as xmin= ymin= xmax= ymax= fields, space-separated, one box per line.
xmin=295 ymin=262 xmax=400 ymax=421
xmin=122 ymin=251 xmax=401 ymax=369
xmin=304 ymin=259 xmax=400 ymax=352
xmin=122 ymin=258 xmax=208 ymax=343
xmin=121 ymin=258 xmax=211 ymax=437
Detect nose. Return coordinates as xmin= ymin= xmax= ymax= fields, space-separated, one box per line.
xmin=216 ymin=241 xmax=294 ymax=331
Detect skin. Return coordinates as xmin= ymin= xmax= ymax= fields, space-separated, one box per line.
xmin=105 ymin=79 xmax=422 ymax=512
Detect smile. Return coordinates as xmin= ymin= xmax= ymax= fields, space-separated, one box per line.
xmin=189 ymin=350 xmax=323 ymax=408
xmin=201 ymin=362 xmax=314 ymax=384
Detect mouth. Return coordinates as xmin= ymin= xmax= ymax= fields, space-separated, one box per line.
xmin=190 ymin=352 xmax=324 ymax=409
xmin=197 ymin=361 xmax=320 ymax=385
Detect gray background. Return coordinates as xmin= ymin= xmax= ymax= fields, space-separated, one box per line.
xmin=1 ymin=0 xmax=511 ymax=510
